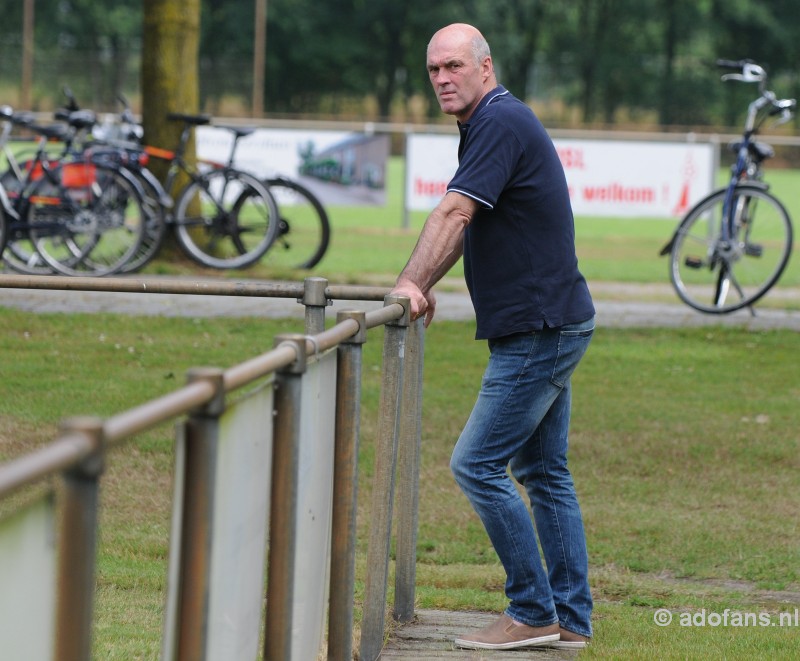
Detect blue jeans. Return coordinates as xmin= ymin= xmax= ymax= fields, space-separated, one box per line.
xmin=450 ymin=318 xmax=595 ymax=637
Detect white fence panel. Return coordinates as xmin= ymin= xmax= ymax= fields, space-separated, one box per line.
xmin=0 ymin=494 xmax=57 ymax=661
xmin=207 ymin=380 xmax=275 ymax=660
xmin=291 ymin=349 xmax=338 ymax=661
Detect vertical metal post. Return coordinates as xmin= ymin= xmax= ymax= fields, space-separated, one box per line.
xmin=55 ymin=417 xmax=104 ymax=661
xmin=359 ymin=295 xmax=410 ymax=661
xmin=176 ymin=368 xmax=225 ymax=661
xmin=263 ymin=335 xmax=306 ymax=661
xmin=393 ymin=318 xmax=425 ymax=622
xmin=21 ymin=0 xmax=34 ymax=109
xmin=302 ymin=276 xmax=329 ymax=334
xmin=252 ymin=0 xmax=267 ymax=117
xmin=327 ymin=311 xmax=367 ymax=661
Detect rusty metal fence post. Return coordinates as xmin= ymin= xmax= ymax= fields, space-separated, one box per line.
xmin=359 ymin=295 xmax=410 ymax=661
xmin=327 ymin=310 xmax=367 ymax=661
xmin=393 ymin=318 xmax=425 ymax=623
xmin=55 ymin=417 xmax=104 ymax=661
xmin=302 ymin=276 xmax=330 ymax=334
xmin=175 ymin=368 xmax=225 ymax=661
xmin=263 ymin=335 xmax=306 ymax=661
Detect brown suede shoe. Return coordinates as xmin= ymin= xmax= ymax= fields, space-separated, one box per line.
xmin=547 ymin=626 xmax=590 ymax=649
xmin=454 ymin=614 xmax=560 ymax=650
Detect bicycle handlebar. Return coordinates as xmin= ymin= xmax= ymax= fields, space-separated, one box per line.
xmin=717 ymin=58 xmax=766 ymax=85
xmin=716 ymin=58 xmax=751 ymax=70
xmin=714 ymin=58 xmax=795 ymax=131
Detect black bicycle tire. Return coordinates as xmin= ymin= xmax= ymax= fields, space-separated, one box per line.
xmin=120 ymin=166 xmax=170 ymax=273
xmin=2 ymin=239 xmax=54 ymax=275
xmin=0 ymin=206 xmax=7 ymax=259
xmin=669 ymin=184 xmax=793 ymax=313
xmin=173 ymin=169 xmax=279 ymax=270
xmin=1 ymin=170 xmax=55 ymax=275
xmin=264 ymin=177 xmax=331 ymax=269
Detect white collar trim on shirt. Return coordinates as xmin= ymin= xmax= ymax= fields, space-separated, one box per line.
xmin=486 ymin=89 xmax=510 ymax=106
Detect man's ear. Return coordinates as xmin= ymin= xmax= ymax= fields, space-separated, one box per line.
xmin=481 ymin=56 xmax=494 ymax=82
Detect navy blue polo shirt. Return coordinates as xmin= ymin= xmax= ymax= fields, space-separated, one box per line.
xmin=447 ymin=86 xmax=594 ymax=339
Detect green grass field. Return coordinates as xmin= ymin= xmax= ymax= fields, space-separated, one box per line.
xmin=1 ymin=313 xmax=798 ymax=658
xmin=2 ymin=159 xmax=800 ymax=658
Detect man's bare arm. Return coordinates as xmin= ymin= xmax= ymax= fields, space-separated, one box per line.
xmin=392 ymin=191 xmax=479 ymax=324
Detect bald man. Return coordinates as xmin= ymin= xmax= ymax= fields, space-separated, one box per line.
xmin=391 ymin=24 xmax=595 ymax=651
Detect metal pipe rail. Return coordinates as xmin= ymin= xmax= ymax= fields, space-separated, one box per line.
xmin=0 ymin=275 xmax=422 ymax=661
xmin=0 ymin=272 xmax=390 ymax=302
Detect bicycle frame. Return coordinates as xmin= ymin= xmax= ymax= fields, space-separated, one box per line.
xmin=143 ymin=117 xmax=254 ymax=223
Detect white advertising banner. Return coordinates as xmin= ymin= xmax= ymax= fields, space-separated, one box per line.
xmin=197 ymin=127 xmax=349 ymax=180
xmin=0 ymin=494 xmax=57 ymax=661
xmin=406 ymin=134 xmax=716 ymax=218
xmin=196 ymin=127 xmax=390 ymax=206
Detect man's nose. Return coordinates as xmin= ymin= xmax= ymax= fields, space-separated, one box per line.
xmin=432 ymin=70 xmax=449 ymax=85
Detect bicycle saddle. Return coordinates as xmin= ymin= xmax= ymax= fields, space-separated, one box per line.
xmin=167 ymin=112 xmax=212 ymax=126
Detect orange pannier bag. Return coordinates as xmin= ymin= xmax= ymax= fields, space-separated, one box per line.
xmin=61 ymin=162 xmax=97 ymax=188
xmin=23 ymin=160 xmax=98 ymax=187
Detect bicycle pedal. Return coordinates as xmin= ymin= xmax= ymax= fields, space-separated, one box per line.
xmin=744 ymin=244 xmax=763 ymax=257
xmin=684 ymin=256 xmax=704 ymax=269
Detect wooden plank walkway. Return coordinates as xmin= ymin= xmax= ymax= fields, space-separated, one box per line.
xmin=379 ymin=610 xmax=582 ymax=660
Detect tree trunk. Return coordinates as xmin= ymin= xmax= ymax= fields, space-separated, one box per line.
xmin=499 ymin=1 xmax=545 ymax=102
xmin=141 ymin=0 xmax=201 ymax=191
xmin=141 ymin=0 xmax=201 ymax=264
xmin=659 ymin=0 xmax=678 ymax=126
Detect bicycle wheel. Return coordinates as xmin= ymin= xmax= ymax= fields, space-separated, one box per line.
xmin=173 ymin=169 xmax=279 ymax=269
xmin=669 ymin=184 xmax=793 ymax=313
xmin=263 ymin=177 xmax=330 ymax=270
xmin=28 ymin=161 xmax=147 ymax=276
xmin=119 ymin=166 xmax=170 ymax=273
xmin=1 ymin=171 xmax=54 ymax=275
xmin=0 ymin=207 xmax=6 ymax=259
xmin=2 ymin=238 xmax=54 ymax=275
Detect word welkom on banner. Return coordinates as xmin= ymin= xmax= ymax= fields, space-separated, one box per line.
xmin=406 ymin=134 xmax=717 ymax=219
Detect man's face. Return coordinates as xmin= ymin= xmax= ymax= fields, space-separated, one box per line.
xmin=427 ymin=31 xmax=489 ymax=123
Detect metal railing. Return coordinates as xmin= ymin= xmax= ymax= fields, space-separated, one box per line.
xmin=0 ymin=274 xmax=424 ymax=661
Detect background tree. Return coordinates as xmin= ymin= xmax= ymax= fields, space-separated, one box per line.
xmin=2 ymin=0 xmax=799 ymax=130
xmin=51 ymin=0 xmax=141 ymax=107
xmin=474 ymin=0 xmax=546 ymax=101
xmin=141 ymin=0 xmax=201 ymax=187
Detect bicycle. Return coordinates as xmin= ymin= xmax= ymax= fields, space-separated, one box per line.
xmin=660 ymin=59 xmax=796 ymax=314
xmin=76 ymin=88 xmax=330 ymax=271
xmin=0 ymin=106 xmax=148 ymax=277
xmin=94 ymin=108 xmax=281 ymax=271
xmin=259 ymin=176 xmax=330 ymax=270
xmin=105 ymin=97 xmax=329 ymax=271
